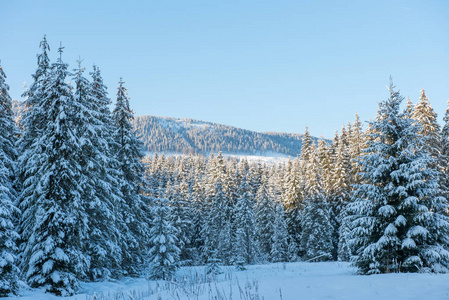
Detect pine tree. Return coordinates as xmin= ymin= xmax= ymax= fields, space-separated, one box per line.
xmin=19 ymin=46 xmax=89 ymax=296
xmin=149 ymin=198 xmax=180 ymax=280
xmin=112 ymin=78 xmax=151 ymax=276
xmin=347 ymin=79 xmax=449 ymax=274
xmin=0 ymin=62 xmax=20 ymax=296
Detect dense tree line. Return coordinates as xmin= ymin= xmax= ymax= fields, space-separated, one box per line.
xmin=1 ymin=36 xmax=449 ymax=297
xmin=0 ymin=37 xmax=149 ymax=296
xmin=142 ymin=80 xmax=449 ymax=275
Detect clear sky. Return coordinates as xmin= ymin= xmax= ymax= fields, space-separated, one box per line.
xmin=1 ymin=0 xmax=448 ymax=138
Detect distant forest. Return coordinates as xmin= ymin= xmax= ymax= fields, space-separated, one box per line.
xmin=133 ymin=115 xmax=324 ymax=156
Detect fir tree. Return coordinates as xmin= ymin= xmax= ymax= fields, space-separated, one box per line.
xmin=72 ymin=61 xmax=123 ymax=280
xmin=347 ymin=79 xmax=449 ymax=274
xmin=0 ymin=62 xmax=20 ymax=296
xmin=166 ymin=180 xmax=192 ymax=265
xmin=270 ymin=201 xmax=289 ymax=263
xmin=0 ymin=154 xmax=19 ymax=297
xmin=281 ymin=158 xmax=302 ymax=258
xmin=0 ymin=62 xmax=17 ymax=178
xmin=202 ymin=179 xmax=233 ymax=264
xmin=233 ymin=176 xmax=257 ymax=265
xmin=300 ymin=195 xmax=333 ymax=262
xmin=411 ymin=89 xmax=441 ymax=158
xmin=254 ymin=179 xmax=276 ymax=258
xmin=112 ymin=78 xmax=151 ymax=276
xmin=19 ymin=45 xmax=89 ymax=296
xmin=17 ymin=36 xmax=51 ymax=187
xmin=148 ymin=198 xmax=180 ymax=280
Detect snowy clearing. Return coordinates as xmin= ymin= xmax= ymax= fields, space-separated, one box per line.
xmin=8 ymin=262 xmax=449 ymax=300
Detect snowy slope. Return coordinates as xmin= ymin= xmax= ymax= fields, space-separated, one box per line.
xmin=8 ymin=262 xmax=449 ymax=300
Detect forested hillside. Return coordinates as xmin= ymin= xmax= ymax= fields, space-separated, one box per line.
xmin=133 ymin=115 xmax=323 ymax=156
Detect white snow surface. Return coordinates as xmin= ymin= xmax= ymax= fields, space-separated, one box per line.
xmin=7 ymin=262 xmax=449 ymax=300
xmin=144 ymin=151 xmax=291 ymax=164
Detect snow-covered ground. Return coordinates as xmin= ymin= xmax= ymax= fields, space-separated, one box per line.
xmin=8 ymin=262 xmax=449 ymax=300
xmin=144 ymin=151 xmax=291 ymax=164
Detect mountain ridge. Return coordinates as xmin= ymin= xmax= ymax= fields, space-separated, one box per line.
xmin=132 ymin=114 xmax=324 ymax=157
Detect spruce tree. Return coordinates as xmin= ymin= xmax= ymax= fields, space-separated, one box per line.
xmin=17 ymin=36 xmax=51 ymax=187
xmin=166 ymin=180 xmax=192 ymax=265
xmin=0 ymin=62 xmax=17 ymax=178
xmin=281 ymin=158 xmax=302 ymax=259
xmin=347 ymin=79 xmax=449 ymax=274
xmin=112 ymin=78 xmax=151 ymax=276
xmin=0 ymin=63 xmax=19 ymax=296
xmin=148 ymin=198 xmax=180 ymax=280
xmin=270 ymin=201 xmax=289 ymax=263
xmin=233 ymin=176 xmax=257 ymax=265
xmin=254 ymin=178 xmax=276 ymax=259
xmin=441 ymin=99 xmax=449 ymax=205
xmin=300 ymin=195 xmax=333 ymax=262
xmin=72 ymin=61 xmax=123 ymax=280
xmin=202 ymin=179 xmax=233 ymax=264
xmin=411 ymin=89 xmax=441 ymax=159
xmin=19 ymin=46 xmax=89 ymax=295
xmin=190 ymin=176 xmax=206 ymax=265
xmin=300 ymin=138 xmax=333 ymax=262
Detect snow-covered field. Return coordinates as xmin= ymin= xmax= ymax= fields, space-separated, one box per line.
xmin=144 ymin=151 xmax=291 ymax=164
xmin=8 ymin=262 xmax=449 ymax=300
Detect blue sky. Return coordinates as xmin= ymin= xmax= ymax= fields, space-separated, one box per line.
xmin=1 ymin=0 xmax=448 ymax=138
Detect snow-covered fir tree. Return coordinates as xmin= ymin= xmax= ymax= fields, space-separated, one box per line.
xmin=202 ymin=179 xmax=233 ymax=265
xmin=0 ymin=62 xmax=18 ymax=180
xmin=281 ymin=158 xmax=302 ymax=260
xmin=412 ymin=89 xmax=441 ymax=159
xmin=148 ymin=198 xmax=180 ymax=280
xmin=112 ymin=78 xmax=151 ymax=276
xmin=270 ymin=201 xmax=289 ymax=263
xmin=347 ymin=79 xmax=449 ymax=274
xmin=166 ymin=180 xmax=193 ymax=265
xmin=254 ymin=178 xmax=276 ymax=259
xmin=72 ymin=61 xmax=123 ymax=281
xmin=441 ymin=99 xmax=449 ymax=205
xmin=17 ymin=36 xmax=51 ymax=186
xmin=0 ymin=62 xmax=20 ymax=297
xmin=300 ymin=195 xmax=333 ymax=262
xmin=190 ymin=176 xmax=206 ymax=265
xmin=300 ymin=138 xmax=333 ymax=262
xmin=233 ymin=176 xmax=257 ymax=265
xmin=19 ymin=46 xmax=89 ymax=296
